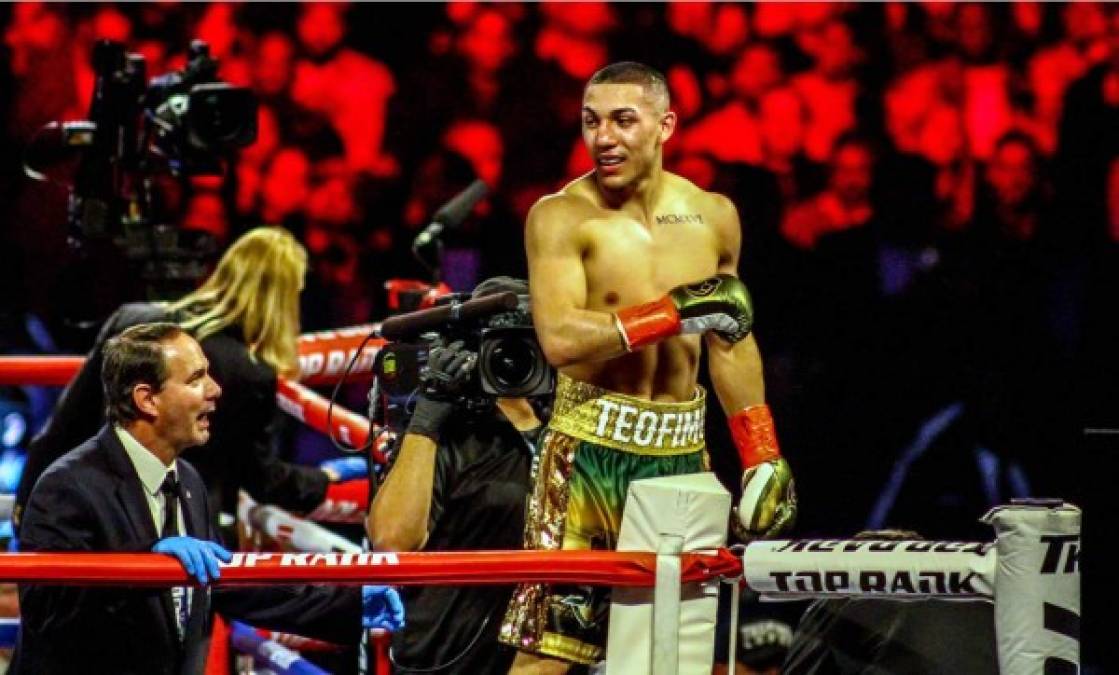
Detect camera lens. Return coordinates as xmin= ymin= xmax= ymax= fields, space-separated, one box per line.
xmin=488 ymin=337 xmax=536 ymax=388
xmin=479 ymin=326 xmax=553 ymax=398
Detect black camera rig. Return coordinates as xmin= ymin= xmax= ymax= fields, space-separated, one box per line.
xmin=24 ymin=38 xmax=257 ymax=291
xmin=371 ymin=291 xmax=555 ymax=433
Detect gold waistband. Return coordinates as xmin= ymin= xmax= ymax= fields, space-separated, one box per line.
xmin=547 ymin=374 xmax=706 ymax=456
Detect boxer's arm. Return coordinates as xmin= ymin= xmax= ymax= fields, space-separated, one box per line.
xmin=707 ymin=332 xmax=766 ymax=414
xmin=706 ymin=196 xmax=795 ymax=538
xmin=706 ymin=193 xmax=766 ymax=415
xmin=527 ymin=197 xmax=629 ymax=367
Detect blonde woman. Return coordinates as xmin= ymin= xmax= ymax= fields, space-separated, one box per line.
xmin=15 ymin=227 xmax=333 ymax=531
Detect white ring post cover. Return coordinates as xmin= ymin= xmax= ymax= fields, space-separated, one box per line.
xmin=654 ymin=534 xmax=684 ymax=675
xmin=983 ymin=501 xmax=1081 ymax=675
xmin=237 ymin=491 xmax=362 ymax=554
xmin=606 ymin=473 xmax=731 ymax=675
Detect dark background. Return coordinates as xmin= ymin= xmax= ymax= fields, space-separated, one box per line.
xmin=0 ymin=3 xmax=1113 ymax=670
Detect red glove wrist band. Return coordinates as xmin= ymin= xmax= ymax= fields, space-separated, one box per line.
xmin=614 ymin=296 xmax=681 ymax=351
xmin=729 ymin=404 xmax=781 ymax=467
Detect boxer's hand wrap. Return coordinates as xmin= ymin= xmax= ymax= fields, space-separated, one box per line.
xmin=613 ymin=274 xmax=754 ymax=351
xmin=729 ymin=405 xmax=797 ymax=540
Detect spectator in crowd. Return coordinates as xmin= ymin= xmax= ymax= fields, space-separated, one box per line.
xmin=455 ymin=6 xmax=519 ymax=116
xmin=780 ymin=134 xmax=897 ymax=533
xmin=259 ymin=147 xmax=313 ymax=226
xmin=791 ymin=17 xmax=863 ymax=162
xmin=1027 ymin=2 xmax=1113 ymax=153
xmin=781 ymin=133 xmax=876 ymax=250
xmin=291 ymin=3 xmax=397 ymax=177
xmin=879 ymin=132 xmax=1070 ymax=538
xmin=665 ymin=2 xmax=750 ymax=61
xmin=678 ymin=43 xmax=786 ymax=166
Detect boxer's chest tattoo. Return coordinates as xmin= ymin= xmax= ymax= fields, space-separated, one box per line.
xmin=655 ymin=213 xmax=704 ymax=225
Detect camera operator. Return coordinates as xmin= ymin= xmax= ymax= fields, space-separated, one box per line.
xmin=367 ymin=277 xmax=544 ymax=673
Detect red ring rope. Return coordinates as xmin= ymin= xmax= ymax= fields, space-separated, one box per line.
xmin=274 ymin=378 xmax=389 ymax=462
xmin=0 ymin=549 xmax=742 ymax=587
xmin=0 ymin=355 xmax=389 ymax=463
xmin=0 ymin=320 xmax=388 ymax=389
xmin=0 ymin=356 xmax=85 ymax=387
xmin=296 ymin=325 xmax=384 ymax=387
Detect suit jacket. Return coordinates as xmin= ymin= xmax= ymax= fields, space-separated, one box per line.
xmin=15 ymin=302 xmax=328 ymax=527
xmin=14 ymin=426 xmax=361 ymax=675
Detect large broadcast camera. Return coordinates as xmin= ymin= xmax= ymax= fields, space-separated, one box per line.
xmin=24 ymin=38 xmax=257 ymax=290
xmin=371 ymin=289 xmax=555 ymax=433
xmin=364 ymin=180 xmax=556 ymax=433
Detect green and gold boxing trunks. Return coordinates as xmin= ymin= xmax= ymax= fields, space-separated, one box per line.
xmin=499 ymin=374 xmax=708 ymax=665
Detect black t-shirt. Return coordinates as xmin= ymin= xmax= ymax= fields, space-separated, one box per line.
xmin=389 ymin=411 xmax=536 ymax=673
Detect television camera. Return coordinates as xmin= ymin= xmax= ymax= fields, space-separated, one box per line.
xmin=24 ymin=38 xmax=257 ymax=290
xmin=371 ymin=289 xmax=555 ymax=433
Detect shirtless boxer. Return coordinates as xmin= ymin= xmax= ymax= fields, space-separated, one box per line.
xmin=500 ymin=62 xmax=797 ymax=672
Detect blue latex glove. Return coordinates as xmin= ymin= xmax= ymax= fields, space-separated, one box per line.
xmin=320 ymin=456 xmax=368 ymax=482
xmin=152 ymin=536 xmax=232 ymax=585
xmin=0 ymin=449 xmax=27 ymax=494
xmin=2 ymin=520 xmax=16 ymax=552
xmin=362 ymin=585 xmax=405 ymax=632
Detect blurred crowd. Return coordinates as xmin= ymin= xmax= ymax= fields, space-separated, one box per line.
xmin=1 ymin=1 xmax=1116 ymax=540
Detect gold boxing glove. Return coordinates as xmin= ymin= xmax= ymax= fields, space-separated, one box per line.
xmin=729 ymin=405 xmax=797 ymax=541
xmin=734 ymin=456 xmax=797 ymax=539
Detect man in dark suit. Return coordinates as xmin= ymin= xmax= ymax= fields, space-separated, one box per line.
xmin=14 ymin=322 xmax=403 ymax=675
xmin=15 ymin=227 xmax=347 ymax=535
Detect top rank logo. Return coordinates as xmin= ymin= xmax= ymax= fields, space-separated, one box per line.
xmin=1040 ymin=535 xmax=1080 ymax=574
xmin=773 ymin=540 xmax=991 ymax=556
xmin=227 ymin=552 xmax=400 ymax=567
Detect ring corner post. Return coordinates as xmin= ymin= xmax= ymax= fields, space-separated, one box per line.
xmin=606 ymin=473 xmax=731 ymax=675
xmin=983 ymin=499 xmax=1081 ymax=675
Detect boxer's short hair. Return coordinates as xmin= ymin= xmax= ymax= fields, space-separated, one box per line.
xmin=586 ymin=61 xmax=670 ymax=112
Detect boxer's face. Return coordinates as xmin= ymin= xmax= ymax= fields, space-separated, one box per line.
xmin=149 ymin=333 xmax=222 ymax=451
xmin=582 ymin=83 xmax=675 ymax=191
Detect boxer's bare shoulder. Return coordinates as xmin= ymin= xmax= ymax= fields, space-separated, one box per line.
xmin=527 ymin=172 xmax=739 ymax=308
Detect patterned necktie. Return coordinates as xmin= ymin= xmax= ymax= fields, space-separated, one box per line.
xmin=159 ymin=471 xmax=181 ymax=537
